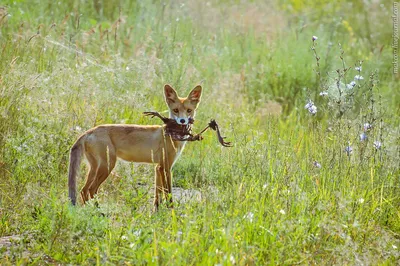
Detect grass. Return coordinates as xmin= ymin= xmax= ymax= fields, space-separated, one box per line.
xmin=1 ymin=0 xmax=399 ymax=264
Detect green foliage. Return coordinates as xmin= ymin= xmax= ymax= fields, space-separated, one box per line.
xmin=0 ymin=0 xmax=399 ymax=264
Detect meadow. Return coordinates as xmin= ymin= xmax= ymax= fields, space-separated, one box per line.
xmin=1 ymin=0 xmax=399 ymax=264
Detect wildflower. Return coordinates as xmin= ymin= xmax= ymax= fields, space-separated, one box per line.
xmin=363 ymin=123 xmax=372 ymax=132
xmin=313 ymin=161 xmax=322 ymax=168
xmin=121 ymin=235 xmax=128 ymax=240
xmin=133 ymin=229 xmax=142 ymax=237
xmin=305 ymin=100 xmax=314 ymax=109
xmin=230 ymin=255 xmax=236 ymax=264
xmin=359 ymin=132 xmax=367 ymax=141
xmin=319 ymin=91 xmax=328 ymax=97
xmin=305 ymin=100 xmax=317 ymax=115
xmin=72 ymin=125 xmax=82 ymax=132
xmin=279 ymin=209 xmax=286 ymax=215
xmin=354 ymin=75 xmax=364 ymax=81
xmin=373 ymin=141 xmax=382 ymax=150
xmin=312 ymin=36 xmax=318 ymax=41
xmin=358 ymin=198 xmax=365 ymax=204
xmin=308 ymin=105 xmax=317 ymax=114
xmin=262 ymin=184 xmax=267 ymax=190
xmin=355 ymin=66 xmax=362 ymax=72
xmin=393 ymin=245 xmax=398 ymax=250
xmin=346 ymin=81 xmax=356 ymax=89
xmin=244 ymin=212 xmax=254 ymax=222
xmin=345 ymin=146 xmax=353 ymax=156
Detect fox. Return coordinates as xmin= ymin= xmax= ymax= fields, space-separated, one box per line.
xmin=68 ymin=84 xmax=202 ymax=210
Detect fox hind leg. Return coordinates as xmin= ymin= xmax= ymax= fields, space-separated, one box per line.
xmin=88 ymin=145 xmax=117 ymax=199
xmin=80 ymin=152 xmax=98 ymax=204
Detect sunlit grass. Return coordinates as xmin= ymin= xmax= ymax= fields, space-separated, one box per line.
xmin=0 ymin=0 xmax=399 ymax=264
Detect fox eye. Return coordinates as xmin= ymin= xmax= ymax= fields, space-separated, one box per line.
xmin=187 ymin=109 xmax=192 ymax=113
xmin=173 ymin=109 xmax=179 ymax=113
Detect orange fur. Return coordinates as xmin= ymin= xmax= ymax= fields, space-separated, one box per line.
xmin=68 ymin=84 xmax=202 ymax=210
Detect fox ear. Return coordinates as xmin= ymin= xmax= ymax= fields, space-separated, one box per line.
xmin=188 ymin=85 xmax=202 ymax=103
xmin=164 ymin=84 xmax=178 ymax=104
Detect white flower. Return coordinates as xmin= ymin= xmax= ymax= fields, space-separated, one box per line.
xmin=358 ymin=198 xmax=365 ymax=204
xmin=305 ymin=100 xmax=314 ymax=109
xmin=72 ymin=125 xmax=82 ymax=132
xmin=244 ymin=212 xmax=254 ymax=222
xmin=373 ymin=141 xmax=382 ymax=150
xmin=308 ymin=105 xmax=317 ymax=115
xmin=359 ymin=133 xmax=367 ymax=141
xmin=262 ymin=184 xmax=268 ymax=190
xmin=230 ymin=255 xmax=235 ymax=264
xmin=363 ymin=123 xmax=372 ymax=132
xmin=279 ymin=209 xmax=286 ymax=215
xmin=313 ymin=161 xmax=322 ymax=168
xmin=121 ymin=235 xmax=128 ymax=240
xmin=346 ymin=81 xmax=356 ymax=89
xmin=355 ymin=66 xmax=362 ymax=71
xmin=319 ymin=91 xmax=328 ymax=97
xmin=354 ymin=75 xmax=364 ymax=81
xmin=305 ymin=100 xmax=317 ymax=115
xmin=312 ymin=36 xmax=318 ymax=41
xmin=345 ymin=146 xmax=353 ymax=156
xmin=393 ymin=245 xmax=398 ymax=249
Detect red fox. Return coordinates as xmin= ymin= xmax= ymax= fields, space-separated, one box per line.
xmin=68 ymin=84 xmax=202 ymax=210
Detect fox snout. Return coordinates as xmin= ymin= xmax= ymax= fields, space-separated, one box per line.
xmin=176 ymin=117 xmax=189 ymax=125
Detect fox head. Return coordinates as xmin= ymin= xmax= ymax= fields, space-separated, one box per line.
xmin=164 ymin=84 xmax=202 ymax=125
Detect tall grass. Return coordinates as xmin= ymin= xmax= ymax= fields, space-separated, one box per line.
xmin=0 ymin=0 xmax=399 ymax=264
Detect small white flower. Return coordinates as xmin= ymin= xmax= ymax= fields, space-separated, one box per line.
xmin=308 ymin=105 xmax=317 ymax=115
xmin=312 ymin=36 xmax=318 ymax=41
xmin=126 ymin=66 xmax=130 ymax=71
xmin=279 ymin=209 xmax=286 ymax=215
xmin=244 ymin=212 xmax=254 ymax=222
xmin=345 ymin=146 xmax=353 ymax=156
xmin=359 ymin=133 xmax=367 ymax=141
xmin=355 ymin=66 xmax=362 ymax=71
xmin=313 ymin=161 xmax=322 ymax=168
xmin=305 ymin=100 xmax=314 ymax=109
xmin=262 ymin=184 xmax=267 ymax=190
xmin=230 ymin=255 xmax=235 ymax=264
xmin=133 ymin=229 xmax=141 ymax=237
xmin=358 ymin=198 xmax=365 ymax=204
xmin=72 ymin=125 xmax=82 ymax=132
xmin=176 ymin=18 xmax=180 ymax=22
xmin=363 ymin=123 xmax=372 ymax=132
xmin=305 ymin=100 xmax=317 ymax=115
xmin=319 ymin=91 xmax=328 ymax=97
xmin=121 ymin=235 xmax=128 ymax=240
xmin=354 ymin=75 xmax=364 ymax=81
xmin=346 ymin=81 xmax=357 ymax=89
xmin=373 ymin=141 xmax=382 ymax=150
xmin=393 ymin=245 xmax=398 ymax=249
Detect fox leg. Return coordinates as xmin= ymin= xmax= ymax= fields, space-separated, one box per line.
xmin=154 ymin=164 xmax=167 ymax=211
xmin=164 ymin=166 xmax=173 ymax=208
xmin=88 ymin=146 xmax=116 ymax=199
xmin=80 ymin=153 xmax=98 ymax=204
